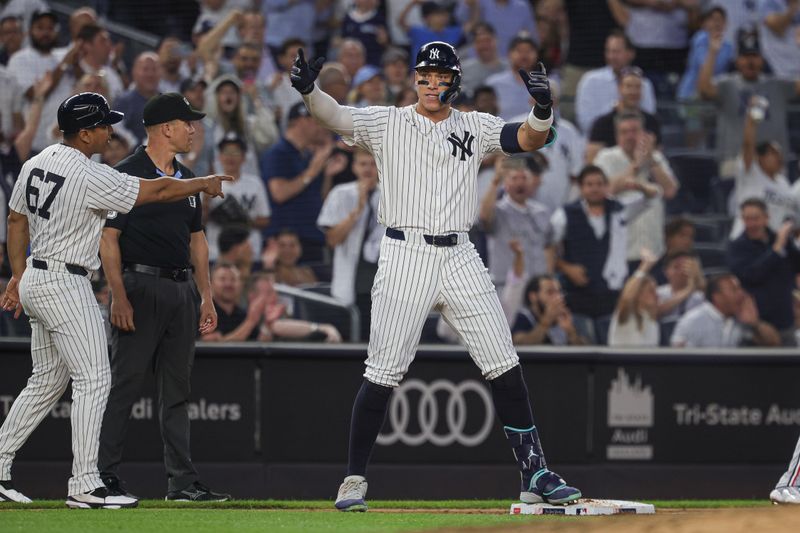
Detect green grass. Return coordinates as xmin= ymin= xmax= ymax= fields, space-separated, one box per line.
xmin=0 ymin=498 xmax=772 ymax=510
xmin=0 ymin=499 xmax=772 ymax=533
xmin=0 ymin=509 xmax=532 ymax=533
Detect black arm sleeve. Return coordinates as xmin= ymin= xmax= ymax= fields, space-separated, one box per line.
xmin=500 ymin=122 xmax=557 ymax=153
xmin=500 ymin=122 xmax=524 ymax=153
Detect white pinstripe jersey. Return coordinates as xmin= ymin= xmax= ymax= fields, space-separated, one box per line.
xmin=343 ymin=105 xmax=507 ymax=234
xmin=9 ymin=144 xmax=140 ymax=270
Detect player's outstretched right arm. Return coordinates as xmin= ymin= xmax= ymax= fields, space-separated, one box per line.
xmin=135 ymin=174 xmax=233 ymax=206
xmin=291 ymin=49 xmax=355 ymax=137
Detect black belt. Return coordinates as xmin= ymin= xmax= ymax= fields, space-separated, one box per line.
xmin=124 ymin=263 xmax=192 ymax=282
xmin=385 ymin=227 xmax=459 ymax=247
xmin=32 ymin=259 xmax=88 ymax=277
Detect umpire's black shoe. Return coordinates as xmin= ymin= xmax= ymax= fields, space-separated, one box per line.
xmin=101 ymin=475 xmax=138 ymax=499
xmin=165 ymin=481 xmax=231 ymax=502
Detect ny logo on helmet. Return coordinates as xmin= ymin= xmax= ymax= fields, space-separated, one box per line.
xmin=447 ymin=131 xmax=475 ymax=161
xmin=429 ymin=48 xmax=440 ymax=60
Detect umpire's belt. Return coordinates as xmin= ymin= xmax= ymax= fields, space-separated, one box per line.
xmin=32 ymin=258 xmax=89 ymax=277
xmin=124 ymin=263 xmax=192 ymax=282
xmin=385 ymin=228 xmax=464 ymax=247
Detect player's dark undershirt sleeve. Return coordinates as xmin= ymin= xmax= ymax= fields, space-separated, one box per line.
xmin=500 ymin=123 xmax=524 ymax=153
xmin=500 ymin=123 xmax=558 ymax=153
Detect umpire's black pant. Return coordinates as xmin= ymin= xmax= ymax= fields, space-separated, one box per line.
xmin=99 ymin=270 xmax=200 ymax=492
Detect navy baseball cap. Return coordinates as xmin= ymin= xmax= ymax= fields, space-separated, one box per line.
xmin=58 ymin=92 xmax=124 ymax=133
xmin=142 ymin=93 xmax=206 ymax=126
xmin=737 ymin=27 xmax=761 ymax=56
xmin=287 ymin=102 xmax=311 ymax=121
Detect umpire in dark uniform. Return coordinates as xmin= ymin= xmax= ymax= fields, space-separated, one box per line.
xmin=98 ymin=93 xmax=229 ymax=501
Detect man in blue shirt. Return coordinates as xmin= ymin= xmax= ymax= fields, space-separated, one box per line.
xmin=260 ymin=102 xmax=331 ymax=262
xmin=398 ymin=1 xmax=464 ymax=66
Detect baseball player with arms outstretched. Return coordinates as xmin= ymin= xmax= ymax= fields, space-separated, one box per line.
xmin=0 ymin=93 xmax=230 ymax=509
xmin=291 ymin=41 xmax=581 ymax=512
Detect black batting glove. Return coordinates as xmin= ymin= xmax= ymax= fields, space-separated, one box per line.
xmin=290 ymin=48 xmax=326 ymax=95
xmin=518 ymin=62 xmax=552 ymax=114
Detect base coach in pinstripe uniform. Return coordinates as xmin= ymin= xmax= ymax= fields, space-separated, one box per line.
xmin=0 ymin=92 xmax=229 ymax=508
xmin=97 ymin=94 xmax=229 ymax=502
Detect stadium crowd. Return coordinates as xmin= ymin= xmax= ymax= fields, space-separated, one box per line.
xmin=0 ymin=0 xmax=798 ymax=348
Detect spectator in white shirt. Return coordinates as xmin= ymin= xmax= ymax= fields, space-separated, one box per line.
xmin=317 ymin=149 xmax=382 ymax=341
xmin=608 ymin=0 xmax=698 ymax=79
xmin=0 ymin=0 xmax=48 ymax=31
xmin=671 ymin=272 xmax=780 ymax=347
xmin=193 ymin=0 xmax=240 ymax=53
xmin=594 ymin=111 xmax=678 ymax=265
xmin=760 ymin=0 xmax=800 ymax=79
xmin=0 ymin=63 xmax=24 ymax=151
xmin=575 ymin=29 xmax=657 ymax=134
xmin=0 ymin=15 xmax=24 ymax=65
xmin=76 ymin=22 xmax=123 ymax=100
xmin=656 ymin=251 xmax=706 ymax=345
xmin=205 ymin=134 xmax=271 ymax=261
xmin=479 ymin=157 xmax=553 ymax=290
xmin=730 ymin=95 xmax=797 ymax=238
xmin=8 ymin=9 xmax=76 ymax=153
xmin=608 ymin=248 xmax=660 ymax=347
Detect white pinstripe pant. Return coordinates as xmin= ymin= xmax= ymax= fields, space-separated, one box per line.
xmin=0 ymin=265 xmax=108 ymax=496
xmin=365 ymin=231 xmax=519 ymax=387
xmin=777 ymin=433 xmax=800 ymax=488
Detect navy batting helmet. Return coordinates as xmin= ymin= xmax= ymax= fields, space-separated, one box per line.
xmin=414 ymin=41 xmax=462 ymax=105
xmin=414 ymin=41 xmax=461 ymax=74
xmin=57 ymin=92 xmax=124 ymax=134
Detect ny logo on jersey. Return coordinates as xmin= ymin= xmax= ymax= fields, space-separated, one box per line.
xmin=447 ymin=131 xmax=475 ymax=161
xmin=429 ymin=48 xmax=440 ymax=60
xmin=189 ymin=196 xmax=196 ymax=208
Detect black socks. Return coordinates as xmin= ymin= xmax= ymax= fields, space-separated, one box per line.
xmin=346 ymin=380 xmax=393 ymax=477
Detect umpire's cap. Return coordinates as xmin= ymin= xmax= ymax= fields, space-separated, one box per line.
xmin=57 ymin=92 xmax=124 ymax=134
xmin=143 ymin=92 xmax=206 ymax=126
xmin=414 ymin=41 xmax=461 ymax=74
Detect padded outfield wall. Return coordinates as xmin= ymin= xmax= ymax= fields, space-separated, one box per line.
xmin=1 ymin=340 xmax=798 ymax=500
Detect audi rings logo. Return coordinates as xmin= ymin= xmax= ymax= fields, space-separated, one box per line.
xmin=377 ymin=379 xmax=494 ymax=447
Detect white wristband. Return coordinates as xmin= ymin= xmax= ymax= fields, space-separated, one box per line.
xmin=526 ymin=107 xmax=553 ymax=132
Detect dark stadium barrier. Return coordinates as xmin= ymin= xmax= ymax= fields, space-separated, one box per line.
xmin=2 ymin=339 xmax=799 ymax=500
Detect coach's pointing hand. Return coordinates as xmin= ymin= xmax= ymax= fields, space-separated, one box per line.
xmin=518 ymin=62 xmax=552 ymax=110
xmin=291 ymin=48 xmax=326 ymax=95
xmin=202 ymin=175 xmax=234 ymax=198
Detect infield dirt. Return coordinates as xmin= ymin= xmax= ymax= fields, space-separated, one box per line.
xmin=432 ymin=506 xmax=800 ymax=532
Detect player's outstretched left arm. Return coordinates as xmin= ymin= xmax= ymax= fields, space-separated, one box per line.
xmin=516 ymin=62 xmax=554 ymax=152
xmin=290 ymin=49 xmax=355 ymax=137
xmin=1 ymin=210 xmax=30 ymax=318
